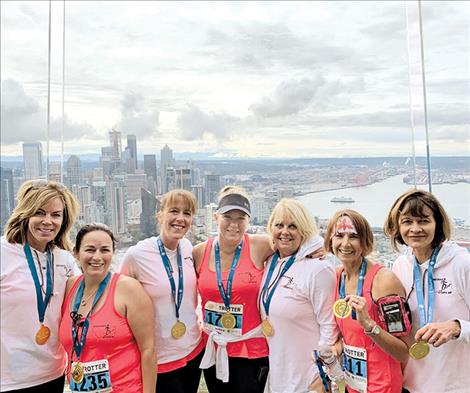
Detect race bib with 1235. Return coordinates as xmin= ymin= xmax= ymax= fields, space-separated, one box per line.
xmin=70 ymin=359 xmax=112 ymax=393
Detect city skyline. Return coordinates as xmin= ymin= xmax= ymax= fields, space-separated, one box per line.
xmin=1 ymin=1 xmax=468 ymax=159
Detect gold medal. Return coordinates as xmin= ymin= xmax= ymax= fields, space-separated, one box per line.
xmin=333 ymin=299 xmax=351 ymax=319
xmin=409 ymin=341 xmax=430 ymax=360
xmin=35 ymin=324 xmax=51 ymax=345
xmin=221 ymin=312 xmax=237 ymax=329
xmin=171 ymin=320 xmax=187 ymax=339
xmin=261 ymin=319 xmax=274 ymax=337
xmin=71 ymin=362 xmax=84 ymax=384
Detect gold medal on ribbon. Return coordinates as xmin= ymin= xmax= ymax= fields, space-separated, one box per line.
xmin=333 ymin=299 xmax=351 ymax=319
xmin=262 ymin=319 xmax=274 ymax=337
xmin=71 ymin=362 xmax=84 ymax=384
xmin=409 ymin=341 xmax=430 ymax=360
xmin=171 ymin=320 xmax=187 ymax=339
xmin=35 ymin=324 xmax=51 ymax=345
xmin=221 ymin=312 xmax=237 ymax=329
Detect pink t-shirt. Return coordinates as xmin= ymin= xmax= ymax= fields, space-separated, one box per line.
xmin=59 ymin=273 xmax=142 ymax=393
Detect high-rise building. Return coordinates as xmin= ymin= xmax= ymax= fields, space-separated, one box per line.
xmin=205 ymin=203 xmax=218 ymax=236
xmin=175 ymin=168 xmax=192 ymax=191
xmin=106 ymin=180 xmax=127 ymax=234
xmin=141 ymin=188 xmax=159 ymax=237
xmin=127 ymin=134 xmax=138 ymax=171
xmin=191 ymin=184 xmax=205 ymax=209
xmin=125 ymin=173 xmax=148 ymax=202
xmin=205 ymin=174 xmax=220 ymax=204
xmin=109 ymin=130 xmax=122 ymax=160
xmin=23 ymin=142 xmax=43 ymax=180
xmin=0 ymin=168 xmax=14 ymax=230
xmin=100 ymin=146 xmax=113 ymax=178
xmin=143 ymin=154 xmax=157 ymax=195
xmin=160 ymin=144 xmax=173 ymax=193
xmin=72 ymin=184 xmax=92 ymax=223
xmin=66 ymin=155 xmax=82 ymax=188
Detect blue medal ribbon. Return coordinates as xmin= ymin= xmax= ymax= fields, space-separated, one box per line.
xmin=261 ymin=252 xmax=297 ymax=317
xmin=413 ymin=246 xmax=441 ymax=327
xmin=71 ymin=272 xmax=111 ymax=359
xmin=214 ymin=239 xmax=243 ymax=310
xmin=24 ymin=243 xmax=53 ymax=325
xmin=156 ymin=237 xmax=184 ymax=319
xmin=339 ymin=257 xmax=367 ymax=320
xmin=313 ymin=350 xmax=330 ymax=392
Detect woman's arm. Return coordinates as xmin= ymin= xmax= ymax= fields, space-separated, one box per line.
xmin=192 ymin=241 xmax=207 ymax=273
xmin=117 ymin=276 xmax=156 ymax=393
xmin=349 ymin=268 xmax=411 ymax=363
xmin=249 ymin=234 xmax=274 ymax=269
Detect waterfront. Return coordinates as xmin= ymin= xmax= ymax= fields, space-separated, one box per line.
xmin=298 ymin=175 xmax=470 ymax=228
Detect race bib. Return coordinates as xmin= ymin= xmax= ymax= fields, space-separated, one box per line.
xmin=204 ymin=301 xmax=243 ymax=336
xmin=70 ymin=359 xmax=112 ymax=393
xmin=343 ymin=344 xmax=367 ymax=393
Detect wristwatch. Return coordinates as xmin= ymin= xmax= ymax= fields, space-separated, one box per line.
xmin=364 ymin=323 xmax=381 ymax=336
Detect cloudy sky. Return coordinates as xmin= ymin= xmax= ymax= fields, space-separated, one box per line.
xmin=1 ymin=1 xmax=468 ymax=159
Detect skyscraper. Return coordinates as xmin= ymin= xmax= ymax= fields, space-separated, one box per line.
xmin=66 ymin=155 xmax=82 ymax=188
xmin=127 ymin=134 xmax=138 ymax=171
xmin=143 ymin=154 xmax=157 ymax=195
xmin=0 ymin=168 xmax=14 ymax=230
xmin=160 ymin=144 xmax=173 ymax=193
xmin=23 ymin=142 xmax=43 ymax=180
xmin=140 ymin=188 xmax=159 ymax=237
xmin=109 ymin=130 xmax=122 ymax=160
xmin=205 ymin=174 xmax=220 ymax=204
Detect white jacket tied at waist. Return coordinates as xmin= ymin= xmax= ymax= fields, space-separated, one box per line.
xmin=199 ymin=324 xmax=264 ymax=382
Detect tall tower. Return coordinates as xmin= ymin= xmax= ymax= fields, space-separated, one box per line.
xmin=109 ymin=130 xmax=122 ymax=160
xmin=127 ymin=134 xmax=138 ymax=171
xmin=205 ymin=174 xmax=220 ymax=204
xmin=0 ymin=168 xmax=14 ymax=230
xmin=143 ymin=154 xmax=157 ymax=195
xmin=160 ymin=144 xmax=174 ymax=193
xmin=66 ymin=155 xmax=82 ymax=188
xmin=23 ymin=142 xmax=43 ymax=180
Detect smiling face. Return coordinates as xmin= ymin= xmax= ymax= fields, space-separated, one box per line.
xmin=26 ymin=197 xmax=64 ymax=252
xmin=331 ymin=216 xmax=363 ymax=265
xmin=272 ymin=212 xmax=302 ymax=258
xmin=75 ymin=230 xmax=114 ymax=279
xmin=398 ymin=205 xmax=436 ymax=257
xmin=216 ymin=209 xmax=249 ymax=245
xmin=157 ymin=199 xmax=193 ymax=248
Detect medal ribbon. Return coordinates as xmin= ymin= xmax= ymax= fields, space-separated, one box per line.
xmin=339 ymin=257 xmax=367 ymax=319
xmin=24 ymin=243 xmax=53 ymax=324
xmin=261 ymin=252 xmax=297 ymax=317
xmin=71 ymin=272 xmax=111 ymax=359
xmin=214 ymin=239 xmax=243 ymax=309
xmin=413 ymin=246 xmax=441 ymax=327
xmin=156 ymin=236 xmax=184 ymax=319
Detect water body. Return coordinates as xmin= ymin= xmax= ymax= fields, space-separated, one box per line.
xmin=298 ymin=175 xmax=470 ymax=228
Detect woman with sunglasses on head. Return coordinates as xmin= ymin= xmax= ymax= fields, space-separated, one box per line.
xmin=384 ymin=189 xmax=470 ymax=393
xmin=59 ymin=223 xmax=155 ymax=393
xmin=1 ymin=179 xmax=79 ymax=392
xmin=194 ymin=186 xmax=296 ymax=393
xmin=325 ymin=209 xmax=412 ymax=393
xmin=120 ymin=189 xmax=203 ymax=393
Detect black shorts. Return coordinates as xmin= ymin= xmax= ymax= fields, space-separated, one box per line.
xmin=4 ymin=375 xmax=65 ymax=393
xmin=203 ymin=356 xmax=269 ymax=393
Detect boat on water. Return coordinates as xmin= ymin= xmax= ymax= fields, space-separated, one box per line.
xmin=331 ymin=196 xmax=355 ymax=203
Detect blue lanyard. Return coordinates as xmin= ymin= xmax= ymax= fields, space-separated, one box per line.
xmin=339 ymin=257 xmax=367 ymax=320
xmin=413 ymin=246 xmax=441 ymax=327
xmin=24 ymin=243 xmax=53 ymax=324
xmin=71 ymin=272 xmax=111 ymax=359
xmin=313 ymin=350 xmax=330 ymax=392
xmin=156 ymin=236 xmax=184 ymax=319
xmin=214 ymin=239 xmax=243 ymax=309
xmin=261 ymin=252 xmax=297 ymax=316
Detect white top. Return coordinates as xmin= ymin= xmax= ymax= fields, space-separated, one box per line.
xmin=0 ymin=236 xmax=77 ymax=391
xmin=392 ymin=241 xmax=470 ymax=393
xmin=260 ymin=236 xmax=339 ymax=393
xmin=120 ymin=236 xmax=202 ymax=365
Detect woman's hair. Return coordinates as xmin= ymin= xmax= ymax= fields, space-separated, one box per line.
xmin=384 ymin=189 xmax=451 ymax=251
xmin=217 ymin=185 xmax=250 ymax=202
xmin=324 ymin=209 xmax=374 ymax=256
xmin=267 ymin=198 xmax=318 ymax=246
xmin=4 ymin=180 xmax=79 ymax=251
xmin=75 ymin=223 xmax=117 ymax=252
xmin=160 ymin=189 xmax=197 ymax=215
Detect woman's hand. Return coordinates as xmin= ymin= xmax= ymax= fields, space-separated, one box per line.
xmin=415 ymin=320 xmax=461 ymax=347
xmin=306 ymin=246 xmax=326 ymax=259
xmin=344 ymin=295 xmax=374 ymax=331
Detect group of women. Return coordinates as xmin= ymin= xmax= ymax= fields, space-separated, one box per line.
xmin=1 ymin=179 xmax=469 ymax=393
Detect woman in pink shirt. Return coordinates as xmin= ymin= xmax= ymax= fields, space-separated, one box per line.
xmin=59 ymin=223 xmax=156 ymax=393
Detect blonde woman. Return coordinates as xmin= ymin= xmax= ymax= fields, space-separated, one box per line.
xmin=1 ymin=180 xmax=79 ymax=392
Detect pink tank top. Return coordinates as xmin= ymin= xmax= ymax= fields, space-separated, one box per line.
xmin=335 ymin=264 xmax=402 ymax=393
xmin=59 ymin=273 xmax=142 ymax=393
xmin=197 ymin=234 xmax=269 ymax=358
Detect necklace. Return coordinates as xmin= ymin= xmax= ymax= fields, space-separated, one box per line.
xmin=80 ymin=288 xmax=99 ymax=307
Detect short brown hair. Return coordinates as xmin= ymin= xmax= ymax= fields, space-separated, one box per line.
xmin=267 ymin=199 xmax=318 ymax=246
xmin=324 ymin=209 xmax=374 ymax=256
xmin=384 ymin=189 xmax=451 ymax=251
xmin=75 ymin=223 xmax=117 ymax=252
xmin=160 ymin=189 xmax=197 ymax=215
xmin=4 ymin=180 xmax=79 ymax=251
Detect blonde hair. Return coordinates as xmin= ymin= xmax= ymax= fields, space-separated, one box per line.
xmin=160 ymin=189 xmax=197 ymax=215
xmin=4 ymin=180 xmax=79 ymax=251
xmin=218 ymin=185 xmax=250 ymax=202
xmin=267 ymin=198 xmax=318 ymax=246
xmin=324 ymin=209 xmax=374 ymax=256
xmin=384 ymin=189 xmax=451 ymax=251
